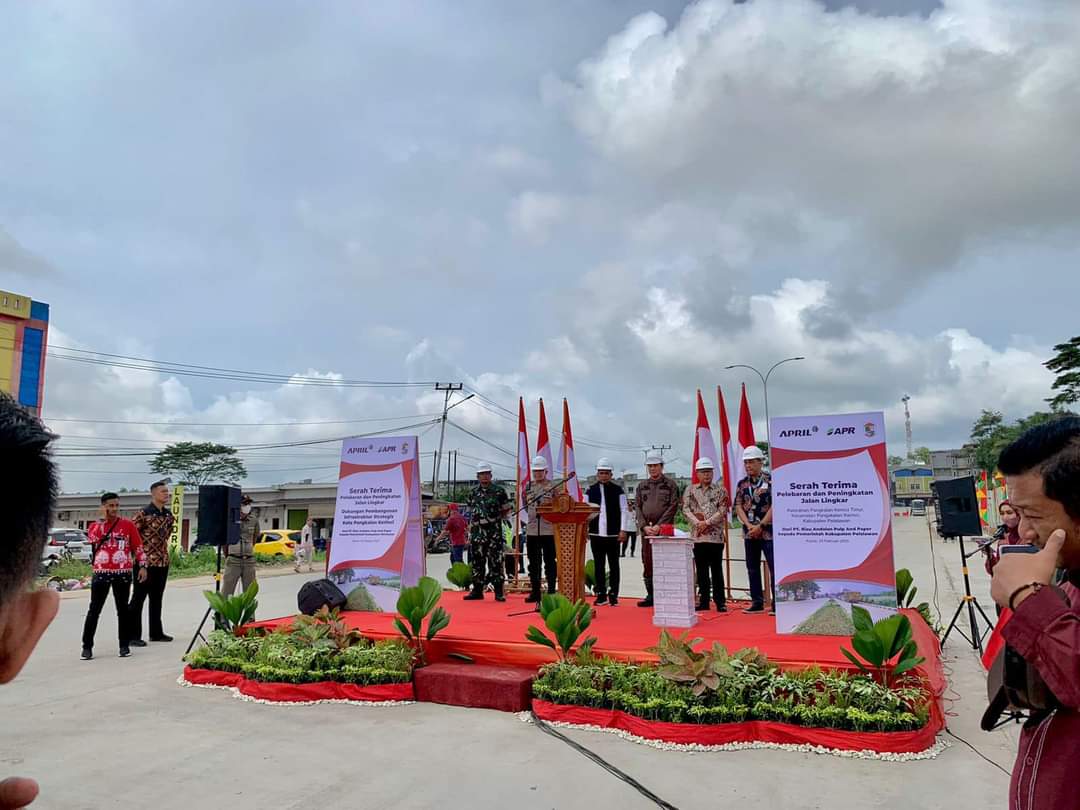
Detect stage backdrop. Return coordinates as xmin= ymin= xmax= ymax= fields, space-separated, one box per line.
xmin=327 ymin=435 xmax=425 ymax=612
xmin=770 ymin=412 xmax=897 ymax=635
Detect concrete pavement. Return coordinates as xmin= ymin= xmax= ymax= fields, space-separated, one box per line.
xmin=1 ymin=514 xmax=1018 ymax=809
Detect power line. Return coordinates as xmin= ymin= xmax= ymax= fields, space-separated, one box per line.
xmin=42 ymin=412 xmax=443 ymax=427
xmin=446 ymin=419 xmax=515 ymax=457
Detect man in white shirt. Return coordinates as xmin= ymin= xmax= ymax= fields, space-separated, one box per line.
xmin=296 ymin=518 xmax=316 ymax=573
xmin=585 ymin=459 xmax=628 ymax=606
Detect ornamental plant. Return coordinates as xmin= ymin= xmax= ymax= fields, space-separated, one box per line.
xmin=446 ymin=562 xmax=472 ymax=590
xmin=647 ymin=630 xmax=770 ymax=697
xmin=895 ymin=568 xmax=939 ymax=636
xmin=292 ymin=606 xmax=365 ymax=652
xmin=393 ymin=576 xmax=451 ymax=665
xmin=525 ymin=593 xmax=596 ymax=662
xmin=203 ymin=581 xmax=259 ymax=633
xmin=841 ymin=606 xmax=925 ymax=686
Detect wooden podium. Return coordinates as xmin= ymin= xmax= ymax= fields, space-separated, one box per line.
xmin=538 ymin=493 xmax=599 ymax=603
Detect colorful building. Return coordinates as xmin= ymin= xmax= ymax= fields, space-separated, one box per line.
xmin=889 ymin=464 xmax=934 ymax=505
xmin=0 ymin=289 xmax=49 ymax=416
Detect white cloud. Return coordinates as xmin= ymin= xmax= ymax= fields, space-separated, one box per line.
xmin=508 ymin=191 xmax=568 ymax=244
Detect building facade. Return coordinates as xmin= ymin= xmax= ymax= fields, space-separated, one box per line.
xmin=0 ymin=289 xmax=49 ymax=416
xmin=930 ymin=447 xmax=979 ymax=481
xmin=890 ymin=464 xmax=934 ymax=504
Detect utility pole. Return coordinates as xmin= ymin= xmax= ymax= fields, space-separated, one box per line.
xmin=433 ymin=383 xmax=463 ymax=497
xmin=650 ymin=444 xmax=672 ymax=460
xmin=902 ymin=395 xmax=913 ymax=461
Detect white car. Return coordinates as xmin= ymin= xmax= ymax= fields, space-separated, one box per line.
xmin=46 ymin=528 xmax=93 ymax=562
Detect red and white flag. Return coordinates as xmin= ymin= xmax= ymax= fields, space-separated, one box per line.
xmin=557 ymin=398 xmax=583 ymax=501
xmin=690 ymin=389 xmax=719 ymax=485
xmin=738 ymin=382 xmax=757 ymax=462
xmin=536 ymin=398 xmax=555 ymax=478
xmin=718 ymin=386 xmax=739 ymax=507
xmin=516 ymin=397 xmax=531 ymax=523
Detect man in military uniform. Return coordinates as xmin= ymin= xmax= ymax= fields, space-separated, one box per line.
xmin=222 ymin=494 xmax=259 ymax=597
xmin=634 ymin=453 xmax=681 ymax=608
xmin=465 ymin=464 xmax=511 ymax=602
xmin=735 ymin=446 xmax=774 ymax=614
xmin=522 ymin=455 xmax=559 ymax=603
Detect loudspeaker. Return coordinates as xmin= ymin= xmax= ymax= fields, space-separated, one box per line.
xmin=297 ymin=579 xmax=347 ymax=615
xmin=197 ymin=485 xmax=242 ymax=547
xmin=932 ymin=476 xmax=982 ymax=537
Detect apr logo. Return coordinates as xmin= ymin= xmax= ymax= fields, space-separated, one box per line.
xmin=864 ymin=422 xmax=876 ymax=438
xmin=826 ymin=426 xmax=856 ymax=436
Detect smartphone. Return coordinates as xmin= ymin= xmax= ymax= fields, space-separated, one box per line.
xmin=999 ymin=544 xmax=1039 ymax=555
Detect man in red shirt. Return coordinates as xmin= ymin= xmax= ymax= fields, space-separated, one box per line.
xmin=81 ymin=493 xmax=147 ymax=660
xmin=436 ymin=505 xmax=469 ymax=565
xmin=991 ymin=417 xmax=1080 ymax=810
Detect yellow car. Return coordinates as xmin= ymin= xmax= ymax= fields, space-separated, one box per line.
xmin=254 ymin=530 xmax=300 ymax=559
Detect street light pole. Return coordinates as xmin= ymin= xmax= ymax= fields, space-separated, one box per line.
xmin=724 ymin=357 xmax=805 ymax=468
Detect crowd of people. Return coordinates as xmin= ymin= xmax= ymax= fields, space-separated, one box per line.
xmin=3 ymin=390 xmax=1080 ymax=808
xmin=452 ymin=447 xmax=776 ymax=614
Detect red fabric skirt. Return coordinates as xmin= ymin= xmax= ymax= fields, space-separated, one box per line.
xmin=532 ymin=700 xmax=940 ymax=754
xmin=182 ymin=666 xmax=414 ymax=703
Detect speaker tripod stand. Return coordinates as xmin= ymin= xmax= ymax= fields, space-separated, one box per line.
xmin=183 ymin=543 xmax=224 ymax=658
xmin=940 ymin=535 xmax=996 ymax=654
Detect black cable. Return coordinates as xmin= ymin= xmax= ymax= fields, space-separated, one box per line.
xmin=530 ymin=712 xmax=680 ymax=810
xmin=944 ymin=728 xmax=1011 ymax=777
xmin=445 ymin=419 xmax=515 ymax=457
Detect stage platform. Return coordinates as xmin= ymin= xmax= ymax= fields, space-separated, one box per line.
xmin=252 ymin=593 xmax=945 ymax=689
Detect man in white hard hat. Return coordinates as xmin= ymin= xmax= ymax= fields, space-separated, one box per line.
xmin=585 ymin=459 xmax=629 ymax=606
xmin=464 ymin=463 xmax=511 ymax=601
xmin=735 ymin=446 xmax=774 ymax=614
xmin=634 ymin=452 xmax=680 ymax=608
xmin=521 ymin=455 xmax=559 ymax=603
xmin=683 ymin=457 xmax=731 ymax=612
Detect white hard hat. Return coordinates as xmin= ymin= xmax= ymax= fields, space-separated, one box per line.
xmin=645 ymin=453 xmax=664 ymax=465
xmin=475 ymin=463 xmax=493 ymax=475
xmin=742 ymin=446 xmax=765 ymax=462
xmin=695 ymin=457 xmax=715 ymax=471
xmin=596 ymin=458 xmax=613 ymax=472
xmin=530 ymin=455 xmax=548 ymax=471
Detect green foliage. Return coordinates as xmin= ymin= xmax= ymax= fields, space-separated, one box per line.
xmin=647 ymin=630 xmax=771 ymax=698
xmin=969 ymin=409 xmax=1076 ymax=473
xmin=1045 ymin=335 xmax=1080 ymax=410
xmin=203 ymin=581 xmax=258 ymax=633
xmin=531 ymin=650 xmax=930 ymax=733
xmin=793 ymin=601 xmax=855 ymax=635
xmin=447 ymin=562 xmax=472 ymax=590
xmin=393 ymin=576 xmax=451 ymax=664
xmin=584 ymin=559 xmax=595 ymax=592
xmin=841 ymin=607 xmax=925 ymax=686
xmin=345 ymin=583 xmax=380 ymax=612
xmin=525 ymin=593 xmax=596 ymax=662
xmin=895 ymin=568 xmax=940 ymax=637
xmin=911 ymin=446 xmax=931 ymax=464
xmin=44 ymin=556 xmax=92 ymax=581
xmin=292 ymin=607 xmax=366 ymax=651
xmin=185 ymin=628 xmax=414 ymax=685
xmin=149 ymin=441 xmax=247 ymax=485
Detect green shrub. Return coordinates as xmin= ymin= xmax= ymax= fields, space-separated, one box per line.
xmin=447 ymin=562 xmax=472 ymax=590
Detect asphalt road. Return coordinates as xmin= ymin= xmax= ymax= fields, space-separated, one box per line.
xmin=1 ymin=513 xmax=1017 ymax=809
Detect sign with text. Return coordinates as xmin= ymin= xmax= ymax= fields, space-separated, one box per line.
xmin=168 ymin=485 xmax=185 ymax=550
xmin=771 ymin=412 xmax=897 ymax=635
xmin=327 ymin=435 xmax=425 ymax=612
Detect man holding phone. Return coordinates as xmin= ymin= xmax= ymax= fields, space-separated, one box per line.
xmin=990 ymin=417 xmax=1080 ymax=809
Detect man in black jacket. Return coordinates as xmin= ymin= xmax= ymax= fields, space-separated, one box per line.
xmin=585 ymin=459 xmax=628 ymax=606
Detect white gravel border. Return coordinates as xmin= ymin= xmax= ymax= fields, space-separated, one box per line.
xmin=518 ymin=712 xmax=949 ymax=761
xmin=177 ymin=673 xmax=414 ymax=707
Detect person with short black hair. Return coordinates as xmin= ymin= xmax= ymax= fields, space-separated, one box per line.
xmin=0 ymin=394 xmax=61 ymax=808
xmin=991 ymin=416 xmax=1080 ymax=809
xmin=82 ymin=493 xmax=147 ymax=659
xmin=128 ymin=479 xmax=175 ymax=645
xmin=586 ymin=459 xmax=628 ymax=606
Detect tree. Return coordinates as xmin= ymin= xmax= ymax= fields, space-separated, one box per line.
xmin=149 ymin=442 xmax=247 ymax=485
xmin=911 ymin=447 xmax=931 ymax=464
xmin=888 ymin=455 xmax=905 ymax=466
xmin=1045 ymin=336 xmax=1080 ymax=411
xmin=756 ymin=441 xmax=769 ymax=456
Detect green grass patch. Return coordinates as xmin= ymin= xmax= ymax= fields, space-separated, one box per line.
xmin=794 ymin=601 xmax=857 ymax=635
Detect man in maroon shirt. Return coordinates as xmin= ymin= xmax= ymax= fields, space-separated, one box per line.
xmin=81 ymin=493 xmax=147 ymax=660
xmin=992 ymin=417 xmax=1080 ymax=810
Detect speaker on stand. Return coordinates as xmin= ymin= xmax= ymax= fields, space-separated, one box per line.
xmin=184 ymin=485 xmax=242 ymax=657
xmin=934 ymin=477 xmax=996 ymax=653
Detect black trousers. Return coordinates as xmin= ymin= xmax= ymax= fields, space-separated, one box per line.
xmin=589 ymin=535 xmax=621 ymax=598
xmin=744 ymin=536 xmax=775 ymax=608
xmin=620 ymin=531 xmax=638 ymax=556
xmin=82 ymin=574 xmax=132 ymax=650
xmin=129 ymin=565 xmax=169 ymax=640
xmin=693 ymin=542 xmax=726 ymax=606
xmin=526 ymin=534 xmax=557 ymax=595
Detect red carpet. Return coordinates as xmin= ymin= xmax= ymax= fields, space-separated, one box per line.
xmin=252 ymin=593 xmax=945 ymax=696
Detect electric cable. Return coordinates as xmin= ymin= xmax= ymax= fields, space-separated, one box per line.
xmin=530 ymin=712 xmax=680 ymax=810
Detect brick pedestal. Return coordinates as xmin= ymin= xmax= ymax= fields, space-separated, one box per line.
xmin=651 ymin=538 xmax=698 ymax=628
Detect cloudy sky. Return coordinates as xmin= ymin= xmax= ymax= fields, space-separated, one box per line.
xmin=2 ymin=0 xmax=1077 ymax=492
